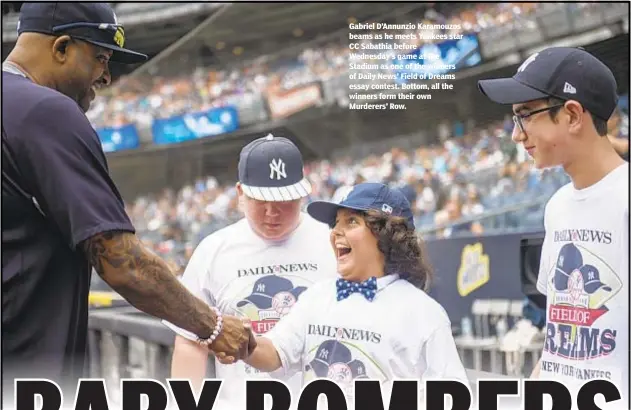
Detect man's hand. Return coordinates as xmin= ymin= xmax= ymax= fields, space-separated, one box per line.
xmin=210 ymin=316 xmax=257 ymax=360
xmin=212 ymin=317 xmax=257 ymax=364
xmin=212 ymin=317 xmax=283 ymax=373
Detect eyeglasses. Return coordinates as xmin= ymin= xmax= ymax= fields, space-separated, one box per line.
xmin=52 ymin=22 xmax=125 ymax=48
xmin=512 ymin=104 xmax=565 ymax=134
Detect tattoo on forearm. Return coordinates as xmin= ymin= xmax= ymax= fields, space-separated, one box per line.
xmin=82 ymin=231 xmax=214 ymax=338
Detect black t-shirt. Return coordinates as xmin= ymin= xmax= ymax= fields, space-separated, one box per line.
xmin=1 ymin=71 xmax=135 ymax=391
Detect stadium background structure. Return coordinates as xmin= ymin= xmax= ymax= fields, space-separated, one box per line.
xmin=1 ymin=2 xmax=629 ymax=401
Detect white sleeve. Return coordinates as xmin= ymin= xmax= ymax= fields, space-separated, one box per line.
xmin=162 ymin=236 xmax=217 ymax=341
xmin=536 ymin=235 xmax=552 ymax=295
xmin=536 ymin=199 xmax=554 ymax=295
xmin=420 ymin=323 xmax=469 ymax=384
xmin=264 ymin=285 xmax=319 ymax=375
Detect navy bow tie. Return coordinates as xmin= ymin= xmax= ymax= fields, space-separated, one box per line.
xmin=336 ymin=277 xmax=378 ymax=302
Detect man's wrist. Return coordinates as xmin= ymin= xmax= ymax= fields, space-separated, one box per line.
xmin=196 ymin=306 xmax=223 ymax=346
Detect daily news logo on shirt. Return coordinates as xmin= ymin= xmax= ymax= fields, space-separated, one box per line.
xmin=12 ymin=376 xmax=624 ymax=410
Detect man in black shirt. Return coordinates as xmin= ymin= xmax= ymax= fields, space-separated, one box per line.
xmin=1 ymin=2 xmax=253 ymax=399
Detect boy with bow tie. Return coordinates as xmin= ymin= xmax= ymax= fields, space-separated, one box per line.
xmin=218 ymin=183 xmax=469 ymax=404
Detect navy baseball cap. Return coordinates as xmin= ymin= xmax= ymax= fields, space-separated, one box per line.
xmin=307 ymin=182 xmax=415 ymax=229
xmin=307 ymin=340 xmax=351 ymax=377
xmin=553 ymin=243 xmax=583 ymax=291
xmin=478 ymin=47 xmax=618 ymax=121
xmin=399 ymin=184 xmax=417 ymax=205
xmin=236 ymin=276 xmax=307 ymax=309
xmin=306 ymin=340 xmax=369 ymax=380
xmin=238 ymin=134 xmax=312 ymax=201
xmin=579 ymin=264 xmax=612 ymax=294
xmin=17 ymin=3 xmax=147 ymax=64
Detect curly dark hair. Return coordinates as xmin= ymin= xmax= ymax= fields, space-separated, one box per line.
xmin=361 ymin=209 xmax=433 ymax=291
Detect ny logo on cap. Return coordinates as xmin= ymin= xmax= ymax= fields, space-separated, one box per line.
xmin=269 ymin=158 xmax=287 ymax=180
xmin=518 ymin=52 xmax=538 ymax=73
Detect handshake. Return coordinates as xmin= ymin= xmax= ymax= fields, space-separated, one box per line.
xmin=206 ymin=315 xmax=257 ymax=363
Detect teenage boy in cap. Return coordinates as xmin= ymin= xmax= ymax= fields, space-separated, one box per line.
xmin=479 ymin=47 xmax=628 ymax=408
xmin=2 ymin=2 xmax=253 ymax=397
xmin=164 ymin=134 xmax=338 ymax=409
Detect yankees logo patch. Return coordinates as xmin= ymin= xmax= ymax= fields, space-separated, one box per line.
xmin=518 ymin=52 xmax=538 ymax=73
xmin=234 ymin=274 xmax=312 ymax=335
xmin=303 ymin=339 xmax=388 ymax=401
xmin=269 ymin=158 xmax=287 ymax=180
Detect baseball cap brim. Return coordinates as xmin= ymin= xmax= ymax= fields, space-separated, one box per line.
xmin=306 ymin=200 xmax=369 ymax=228
xmin=82 ymin=38 xmax=148 ymax=64
xmin=241 ymin=177 xmax=312 ymax=202
xmin=478 ymin=77 xmax=550 ymax=105
xmin=306 ymin=359 xmax=329 ymax=377
xmin=236 ymin=294 xmax=272 ymax=309
xmin=584 ymin=281 xmax=612 ymax=294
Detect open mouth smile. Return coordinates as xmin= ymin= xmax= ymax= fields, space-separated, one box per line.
xmin=336 ymin=243 xmax=352 ymax=260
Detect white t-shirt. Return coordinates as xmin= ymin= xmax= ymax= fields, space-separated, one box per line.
xmin=266 ymin=274 xmax=469 ymax=408
xmin=537 ymin=162 xmax=629 ymax=409
xmin=163 ymin=213 xmax=338 ymax=410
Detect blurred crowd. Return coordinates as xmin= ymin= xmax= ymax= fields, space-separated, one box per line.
xmin=79 ymin=0 xmax=627 ymax=276
xmin=86 ymin=2 xmax=571 ymax=129
xmin=129 ymin=105 xmax=628 ymax=275
xmin=125 ymin=108 xmax=616 ymax=275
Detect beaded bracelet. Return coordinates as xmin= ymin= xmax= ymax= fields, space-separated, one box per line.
xmin=196 ymin=306 xmax=223 ymax=346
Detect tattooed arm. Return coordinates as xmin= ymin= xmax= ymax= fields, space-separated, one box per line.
xmin=81 ymin=230 xmax=253 ymax=358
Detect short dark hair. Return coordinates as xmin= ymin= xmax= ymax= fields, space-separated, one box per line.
xmin=362 ymin=209 xmax=433 ymax=291
xmin=547 ymin=97 xmax=608 ymax=136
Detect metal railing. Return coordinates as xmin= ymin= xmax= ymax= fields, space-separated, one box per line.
xmin=417 ymin=196 xmax=548 ymax=237
xmin=88 ymin=307 xmax=178 ymax=383
xmin=87 ymin=306 xmax=512 ymax=401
